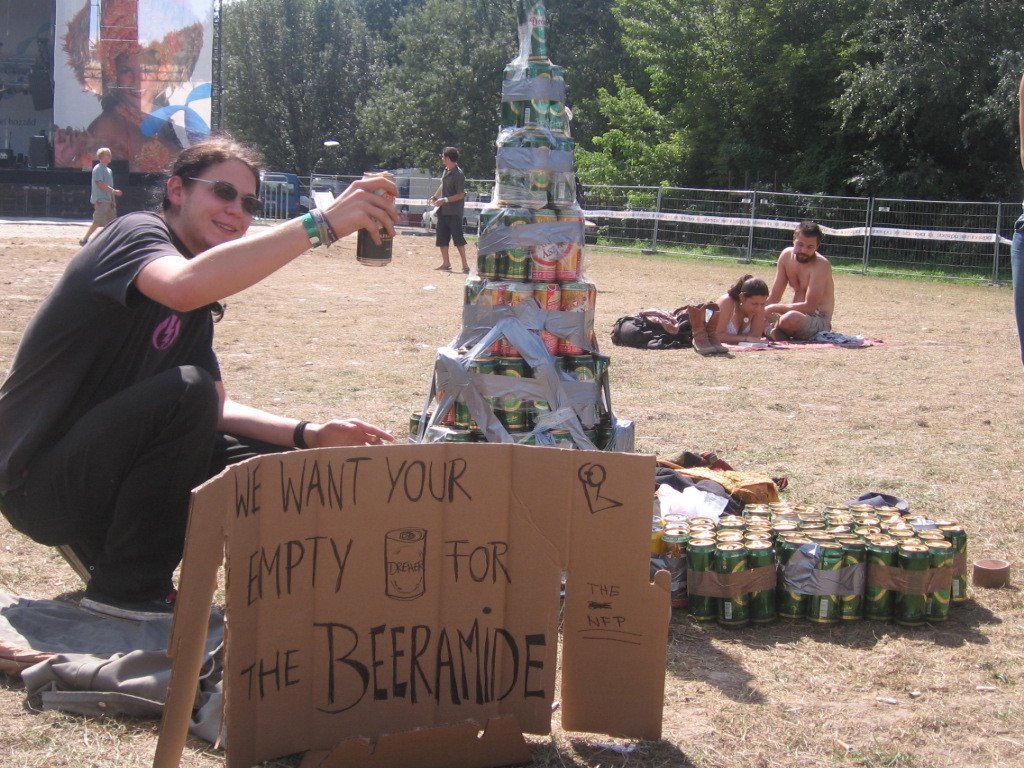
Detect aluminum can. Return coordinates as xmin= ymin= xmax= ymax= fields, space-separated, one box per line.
xmin=533 ymin=282 xmax=561 ymax=354
xmin=715 ymin=542 xmax=749 ymax=627
xmin=519 ymin=0 xmax=549 ymax=60
xmin=894 ymin=542 xmax=930 ymax=627
xmin=686 ymin=540 xmax=717 ymax=621
xmin=408 ymin=411 xmax=428 ymax=442
xmin=864 ymin=539 xmax=897 ymax=620
xmin=746 ymin=540 xmax=777 ymax=623
xmin=547 ymin=101 xmax=567 ymax=135
xmin=530 ymin=209 xmax=560 ymax=279
xmin=501 ymin=99 xmax=526 ymax=129
xmin=355 ymin=171 xmax=394 ymax=266
xmin=839 ymin=538 xmax=865 ymax=621
xmin=476 ymin=250 xmax=501 ymax=279
xmin=441 ymin=429 xmax=475 ymax=443
xmin=925 ymin=540 xmax=954 ymax=622
xmin=776 ymin=537 xmax=810 ymax=622
xmin=806 ymin=542 xmax=845 ymax=624
xmin=661 ymin=529 xmax=690 ymax=609
xmin=940 ymin=525 xmax=968 ymax=602
xmin=559 ymin=353 xmax=595 ymax=381
xmin=651 ymin=520 xmax=666 ymax=556
xmin=557 ymin=281 xmax=596 ymax=354
xmin=496 ymin=356 xmax=529 ymax=430
xmin=556 ymin=209 xmax=584 ymax=281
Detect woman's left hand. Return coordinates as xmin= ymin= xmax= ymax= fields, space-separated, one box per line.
xmin=307 ymin=419 xmax=395 ymax=447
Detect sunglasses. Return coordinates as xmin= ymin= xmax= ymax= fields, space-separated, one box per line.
xmin=187 ymin=177 xmax=263 ymax=216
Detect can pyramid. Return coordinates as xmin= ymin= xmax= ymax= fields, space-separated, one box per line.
xmin=412 ymin=0 xmax=633 ymax=451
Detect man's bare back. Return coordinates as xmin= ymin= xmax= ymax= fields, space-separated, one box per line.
xmin=764 ymin=223 xmax=835 ymax=339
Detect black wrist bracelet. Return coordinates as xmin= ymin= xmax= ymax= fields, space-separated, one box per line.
xmin=293 ymin=420 xmax=310 ymax=449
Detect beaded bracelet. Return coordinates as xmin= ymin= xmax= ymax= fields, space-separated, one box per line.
xmin=316 ymin=208 xmax=339 ymax=244
xmin=301 ymin=213 xmax=323 ymax=248
xmin=310 ymin=208 xmax=337 ymax=248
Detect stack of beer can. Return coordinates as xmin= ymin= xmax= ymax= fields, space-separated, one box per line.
xmin=651 ymin=499 xmax=968 ymax=628
xmin=411 ymin=0 xmax=631 ymax=452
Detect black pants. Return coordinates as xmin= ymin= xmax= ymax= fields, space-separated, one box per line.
xmin=0 ymin=366 xmax=286 ymax=601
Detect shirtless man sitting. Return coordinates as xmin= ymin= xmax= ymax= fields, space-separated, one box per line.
xmin=764 ymin=220 xmax=835 ymax=340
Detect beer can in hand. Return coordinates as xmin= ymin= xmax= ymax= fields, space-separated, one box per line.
xmin=356 ymin=171 xmax=394 ymax=267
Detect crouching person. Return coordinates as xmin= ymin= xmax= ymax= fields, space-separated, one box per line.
xmin=0 ymin=135 xmax=396 ymax=620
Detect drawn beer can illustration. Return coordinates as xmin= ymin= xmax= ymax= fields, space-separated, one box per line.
xmin=385 ymin=528 xmax=428 ymax=600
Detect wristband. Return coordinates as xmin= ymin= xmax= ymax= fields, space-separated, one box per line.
xmin=300 ymin=213 xmax=322 ymax=248
xmin=293 ymin=420 xmax=311 ymax=449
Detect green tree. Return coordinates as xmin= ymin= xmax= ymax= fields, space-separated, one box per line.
xmin=838 ymin=0 xmax=1024 ymax=199
xmin=357 ymin=0 xmax=516 ymax=177
xmin=575 ymin=75 xmax=686 ymax=186
xmin=222 ymin=0 xmax=379 ymax=175
xmin=606 ymin=0 xmax=866 ymax=190
xmin=546 ymin=0 xmax=642 ymax=149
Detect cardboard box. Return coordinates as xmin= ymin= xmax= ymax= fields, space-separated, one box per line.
xmin=155 ymin=443 xmax=668 ymax=768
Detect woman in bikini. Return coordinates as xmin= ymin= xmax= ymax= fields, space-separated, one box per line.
xmin=711 ymin=274 xmax=770 ymax=343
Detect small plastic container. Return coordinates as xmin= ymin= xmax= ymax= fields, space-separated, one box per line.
xmin=972 ymin=558 xmax=1011 ymax=589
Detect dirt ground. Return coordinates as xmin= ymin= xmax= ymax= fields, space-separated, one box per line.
xmin=0 ymin=218 xmax=1022 ymax=768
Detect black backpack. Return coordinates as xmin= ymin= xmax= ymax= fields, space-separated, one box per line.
xmin=610 ymin=313 xmax=692 ymax=350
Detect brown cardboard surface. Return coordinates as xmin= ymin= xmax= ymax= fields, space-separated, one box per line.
xmin=154 ymin=443 xmax=667 ymax=768
xmin=298 ymin=716 xmax=532 ymax=768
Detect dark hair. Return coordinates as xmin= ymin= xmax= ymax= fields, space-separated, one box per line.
xmin=161 ymin=134 xmax=264 ymax=211
xmin=727 ymin=274 xmax=769 ymax=301
xmin=794 ymin=220 xmax=823 ymax=242
xmin=442 ymin=146 xmax=459 ymax=162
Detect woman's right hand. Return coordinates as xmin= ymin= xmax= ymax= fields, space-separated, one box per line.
xmin=325 ymin=175 xmax=400 ymax=243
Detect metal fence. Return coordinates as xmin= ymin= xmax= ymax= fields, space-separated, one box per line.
xmin=275 ymin=176 xmax=1019 ymax=284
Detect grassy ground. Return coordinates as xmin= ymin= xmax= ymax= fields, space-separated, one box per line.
xmin=0 ymin=219 xmax=1022 ymax=767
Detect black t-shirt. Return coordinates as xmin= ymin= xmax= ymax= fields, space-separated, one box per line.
xmin=0 ymin=211 xmax=220 ymax=490
xmin=439 ymin=166 xmax=466 ymax=218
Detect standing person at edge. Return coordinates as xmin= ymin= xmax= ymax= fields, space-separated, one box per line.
xmin=764 ymin=220 xmax=836 ymax=341
xmin=1011 ymin=68 xmax=1024 ymax=365
xmin=80 ymin=147 xmax=123 ymax=246
xmin=0 ymin=135 xmax=397 ymax=620
xmin=429 ymin=146 xmax=470 ymax=273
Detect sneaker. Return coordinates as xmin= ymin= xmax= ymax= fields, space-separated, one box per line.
xmin=80 ymin=587 xmax=177 ymax=620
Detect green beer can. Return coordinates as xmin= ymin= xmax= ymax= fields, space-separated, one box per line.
xmin=940 ymin=525 xmax=968 ymax=602
xmin=806 ymin=542 xmax=845 ymax=624
xmin=894 ymin=543 xmax=930 ymax=627
xmin=776 ymin=537 xmax=810 ymax=619
xmin=496 ymin=356 xmax=529 ymax=430
xmin=925 ymin=540 xmax=954 ymax=622
xmin=715 ymin=542 xmax=749 ymax=628
xmin=864 ymin=538 xmax=898 ymax=620
xmin=746 ymin=540 xmax=777 ymax=623
xmin=838 ymin=537 xmax=866 ymax=621
xmin=443 ymin=428 xmax=475 ymax=443
xmin=518 ymin=0 xmax=549 ymax=61
xmin=686 ymin=540 xmax=717 ymax=621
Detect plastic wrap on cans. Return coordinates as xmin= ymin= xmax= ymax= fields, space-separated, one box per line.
xmin=557 ymin=282 xmax=596 ymax=354
xmin=533 ymin=282 xmax=561 ymax=353
xmin=465 ymin=278 xmax=507 ymax=354
xmin=477 ymin=204 xmax=585 ymax=258
xmin=499 ymin=282 xmax=534 ymax=355
xmin=460 ymin=282 xmax=595 ymax=356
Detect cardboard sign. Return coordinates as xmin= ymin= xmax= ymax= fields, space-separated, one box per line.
xmin=155 ymin=443 xmax=668 ymax=768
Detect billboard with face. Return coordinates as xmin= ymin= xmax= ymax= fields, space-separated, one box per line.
xmin=54 ymin=0 xmax=213 ymax=173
